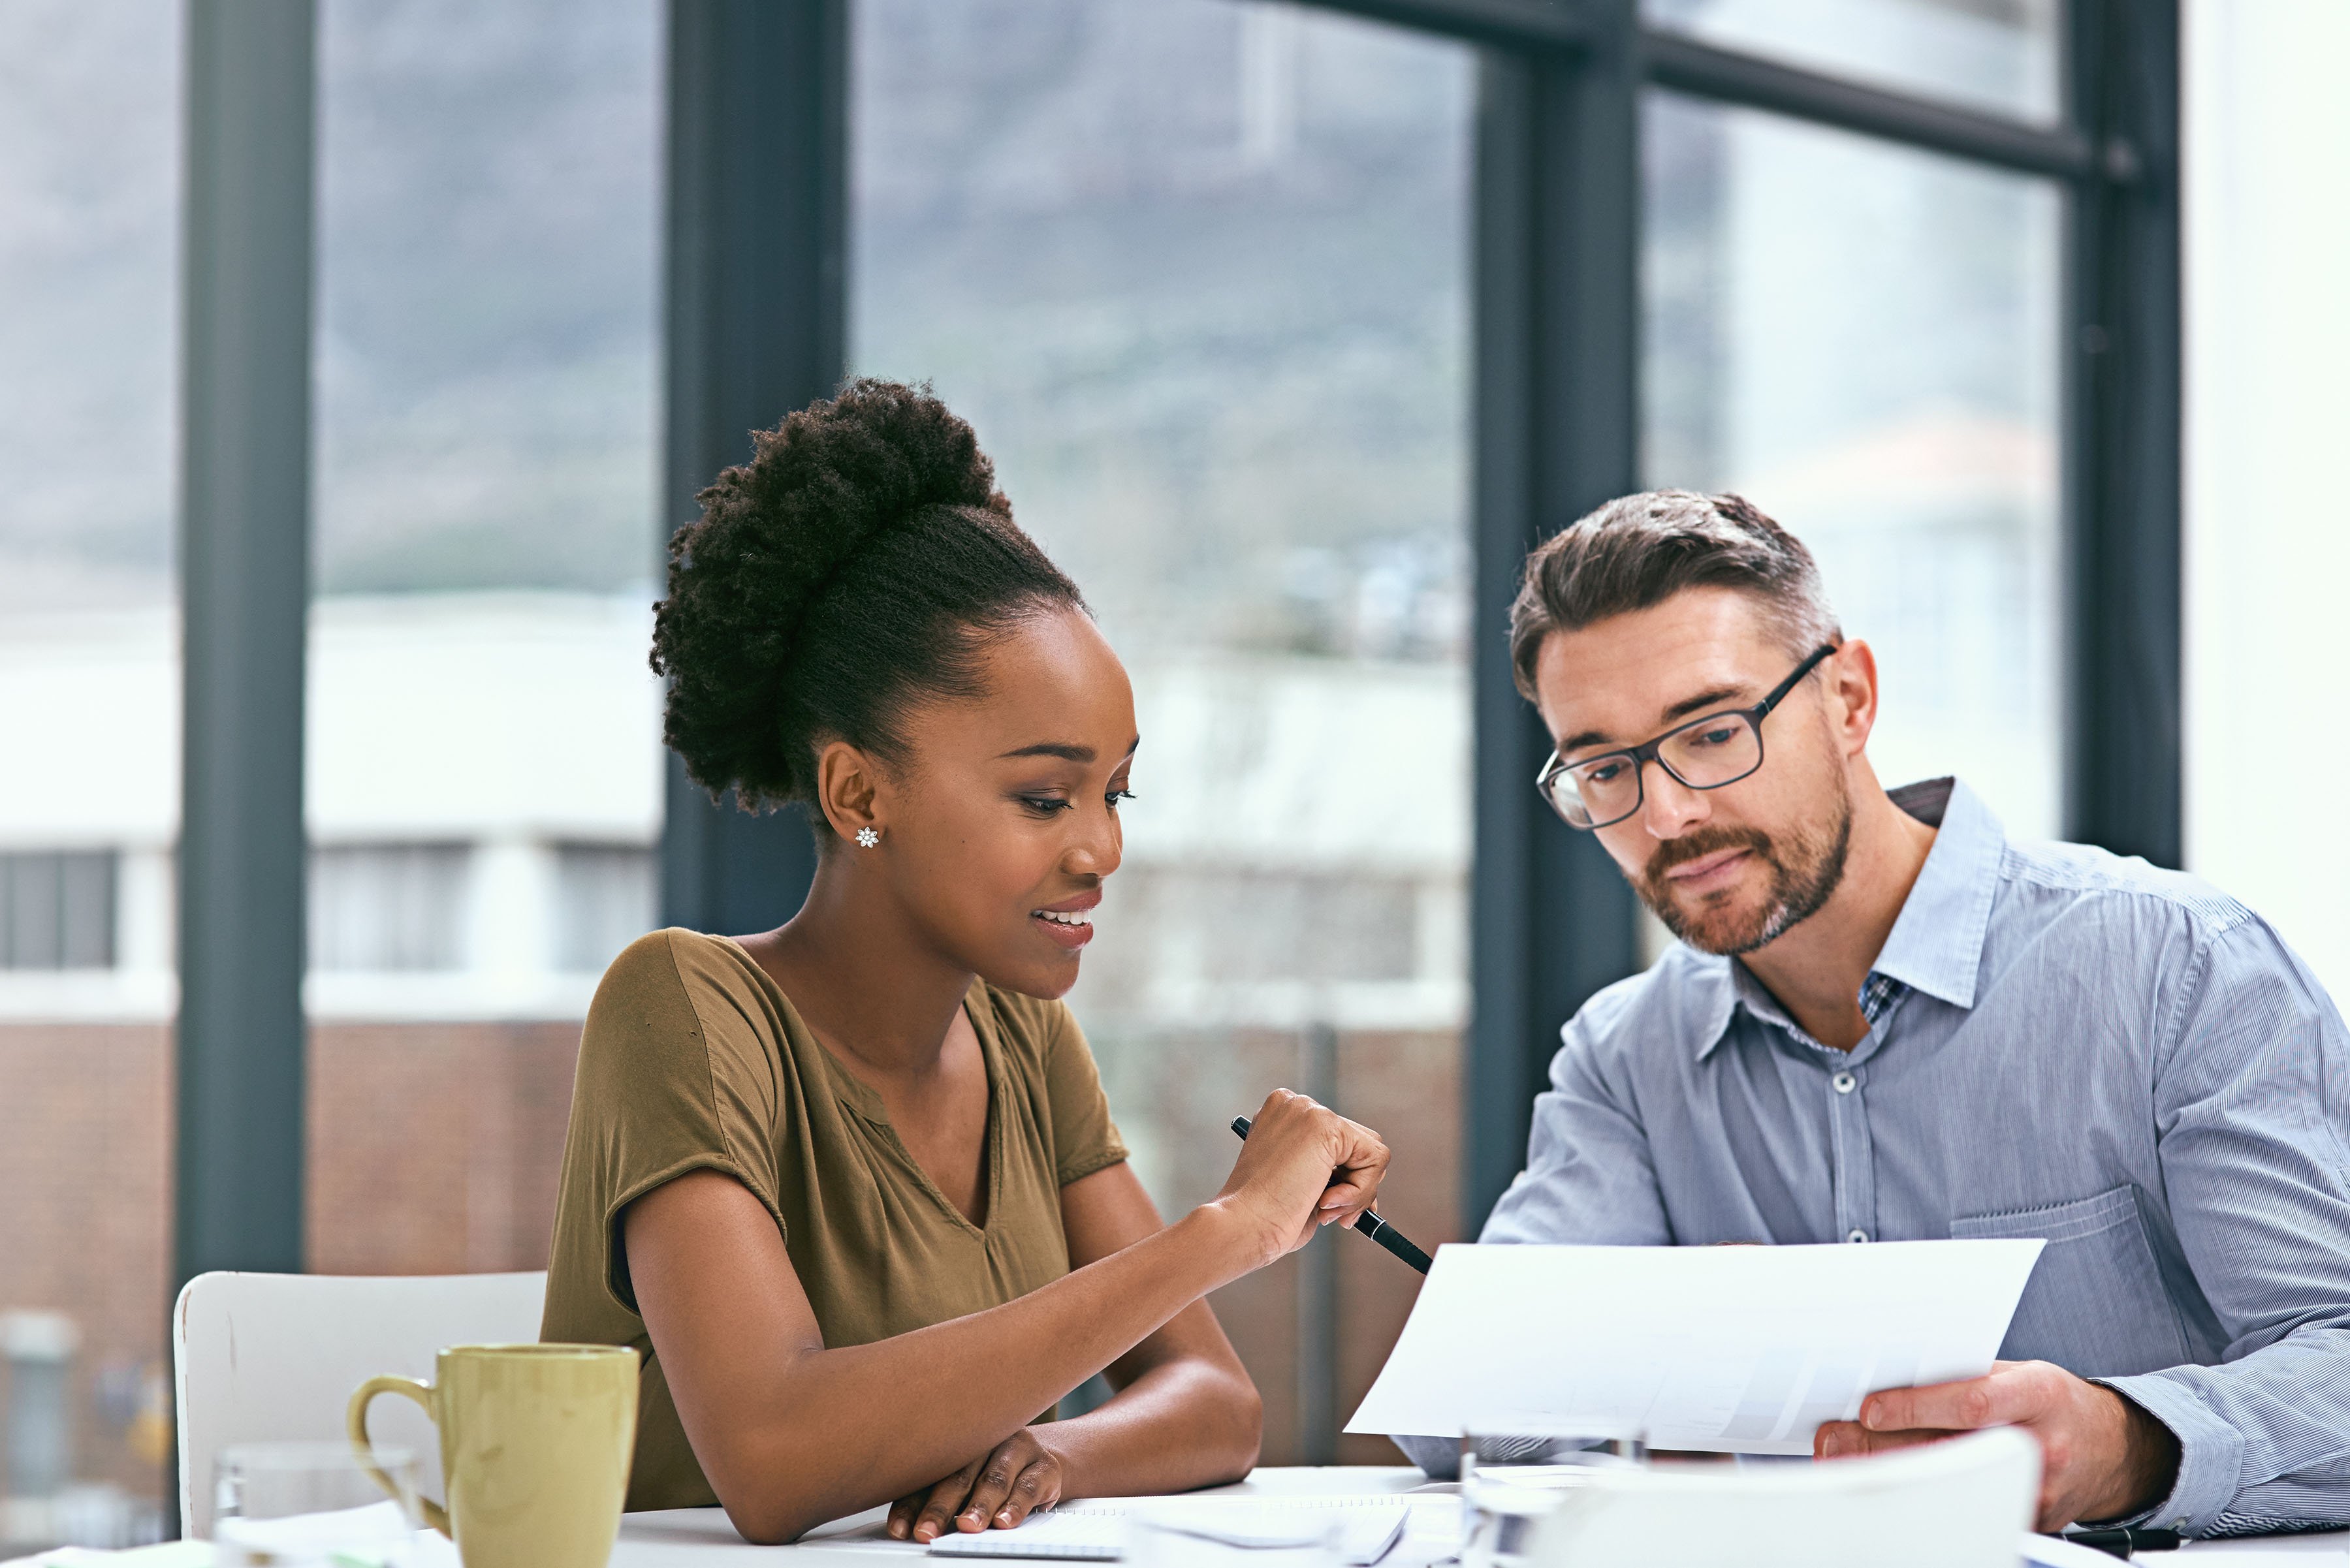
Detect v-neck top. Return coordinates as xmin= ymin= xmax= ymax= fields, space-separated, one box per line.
xmin=540 ymin=928 xmax=1129 ymax=1512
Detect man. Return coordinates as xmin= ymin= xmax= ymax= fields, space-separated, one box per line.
xmin=1408 ymin=491 xmax=2350 ymax=1534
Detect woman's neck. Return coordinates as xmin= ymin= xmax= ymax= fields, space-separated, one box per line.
xmin=737 ymin=858 xmax=974 ymax=1084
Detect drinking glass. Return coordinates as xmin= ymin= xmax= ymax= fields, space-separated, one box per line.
xmin=1459 ymin=1430 xmax=1647 ymax=1568
xmin=214 ymin=1441 xmax=424 ymax=1568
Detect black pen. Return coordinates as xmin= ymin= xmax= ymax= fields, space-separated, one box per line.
xmin=1229 ymin=1114 xmax=1433 ymax=1274
xmin=2056 ymin=1527 xmax=2182 ymax=1559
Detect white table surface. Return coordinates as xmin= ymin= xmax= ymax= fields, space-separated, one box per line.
xmin=609 ymin=1466 xmax=2350 ymax=1565
xmin=613 ymin=1467 xmax=1437 ymax=1565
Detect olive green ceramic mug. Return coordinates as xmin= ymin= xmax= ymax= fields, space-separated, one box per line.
xmin=349 ymin=1343 xmax=637 ymax=1568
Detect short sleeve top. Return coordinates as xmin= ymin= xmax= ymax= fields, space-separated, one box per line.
xmin=539 ymin=929 xmax=1129 ymax=1511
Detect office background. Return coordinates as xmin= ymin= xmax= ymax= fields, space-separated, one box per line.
xmin=0 ymin=0 xmax=2338 ymax=1548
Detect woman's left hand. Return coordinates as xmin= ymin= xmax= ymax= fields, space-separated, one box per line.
xmin=887 ymin=1428 xmax=1067 ymax=1542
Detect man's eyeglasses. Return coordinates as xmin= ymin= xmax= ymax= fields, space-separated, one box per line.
xmin=1534 ymin=643 xmax=1841 ymax=830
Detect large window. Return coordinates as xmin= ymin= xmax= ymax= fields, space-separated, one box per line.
xmin=0 ymin=1 xmax=180 ymax=1549
xmin=1642 ymin=94 xmax=2063 ymax=837
xmin=853 ymin=0 xmax=1474 ymax=1462
xmin=306 ymin=0 xmax=662 ymax=1276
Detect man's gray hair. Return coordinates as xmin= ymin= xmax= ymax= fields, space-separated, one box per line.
xmin=1508 ymin=490 xmax=1841 ymax=698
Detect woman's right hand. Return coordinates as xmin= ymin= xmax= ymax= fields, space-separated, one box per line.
xmin=1207 ymin=1090 xmax=1391 ymax=1268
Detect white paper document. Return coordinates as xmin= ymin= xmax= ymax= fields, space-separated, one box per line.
xmin=1347 ymin=1240 xmax=2044 ymax=1454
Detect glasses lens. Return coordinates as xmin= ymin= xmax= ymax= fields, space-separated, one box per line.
xmin=1542 ymin=772 xmax=1596 ymax=827
xmin=1659 ymin=712 xmax=1762 ymax=787
xmin=1557 ymin=753 xmax=1641 ymax=828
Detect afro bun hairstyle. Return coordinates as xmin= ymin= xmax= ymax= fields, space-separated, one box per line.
xmin=651 ymin=378 xmax=1085 ymax=819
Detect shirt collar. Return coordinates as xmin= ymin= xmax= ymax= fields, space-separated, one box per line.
xmin=1869 ymin=776 xmax=2001 ymax=1011
xmin=1690 ymin=776 xmax=2004 ymax=1058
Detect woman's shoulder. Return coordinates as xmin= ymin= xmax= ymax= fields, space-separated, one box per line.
xmin=567 ymin=932 xmax=810 ymax=1191
xmin=591 ymin=928 xmax=769 ymax=1013
xmin=580 ymin=929 xmax=797 ymax=1084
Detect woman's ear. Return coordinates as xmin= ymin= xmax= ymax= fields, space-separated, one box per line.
xmin=813 ymin=739 xmax=888 ymax=848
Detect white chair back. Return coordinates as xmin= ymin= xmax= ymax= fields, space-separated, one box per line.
xmin=172 ymin=1270 xmax=547 ymax=1539
xmin=1527 ymin=1426 xmax=2040 ymax=1568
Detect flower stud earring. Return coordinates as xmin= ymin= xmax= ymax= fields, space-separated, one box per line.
xmin=855 ymin=827 xmax=880 ymax=849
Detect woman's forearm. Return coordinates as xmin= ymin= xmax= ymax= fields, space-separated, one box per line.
xmin=639 ymin=1093 xmax=1390 ymax=1543
xmin=713 ymin=1203 xmax=1265 ymax=1540
xmin=1039 ymin=1354 xmax=1262 ymax=1503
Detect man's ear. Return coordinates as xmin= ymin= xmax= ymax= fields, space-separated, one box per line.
xmin=813 ymin=739 xmax=888 ymax=847
xmin=1827 ymin=639 xmax=1881 ymax=757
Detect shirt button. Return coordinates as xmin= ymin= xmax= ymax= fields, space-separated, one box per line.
xmin=1847 ymin=1229 xmax=1870 ymax=1244
xmin=1832 ymin=1071 xmax=1857 ymax=1094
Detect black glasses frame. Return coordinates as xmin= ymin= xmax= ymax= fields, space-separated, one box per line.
xmin=1535 ymin=642 xmax=1841 ymax=830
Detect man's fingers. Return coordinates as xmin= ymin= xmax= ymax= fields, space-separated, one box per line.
xmin=1815 ymin=1420 xmax=1950 ymax=1460
xmin=887 ymin=1494 xmax=923 ymax=1541
xmin=1862 ymin=1367 xmax=2041 ymax=1434
xmin=955 ymin=1447 xmax=1022 ymax=1533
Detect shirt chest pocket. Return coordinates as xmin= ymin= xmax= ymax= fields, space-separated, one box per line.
xmin=1950 ymin=1185 xmax=2189 ymax=1379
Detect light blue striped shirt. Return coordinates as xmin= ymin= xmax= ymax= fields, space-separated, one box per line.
xmin=1476 ymin=777 xmax=2350 ymax=1535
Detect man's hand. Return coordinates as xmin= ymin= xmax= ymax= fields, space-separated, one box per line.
xmin=1812 ymin=1360 xmax=2181 ymax=1531
xmin=886 ymin=1428 xmax=1066 ymax=1543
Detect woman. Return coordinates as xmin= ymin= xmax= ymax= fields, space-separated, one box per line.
xmin=541 ymin=380 xmax=1391 ymax=1544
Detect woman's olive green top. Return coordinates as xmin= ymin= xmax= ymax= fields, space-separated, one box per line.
xmin=540 ymin=929 xmax=1128 ymax=1511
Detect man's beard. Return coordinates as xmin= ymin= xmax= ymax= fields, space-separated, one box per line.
xmin=1636 ymin=787 xmax=1854 ymax=956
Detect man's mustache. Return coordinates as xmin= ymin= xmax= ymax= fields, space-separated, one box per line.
xmin=1643 ymin=825 xmax=1775 ymax=890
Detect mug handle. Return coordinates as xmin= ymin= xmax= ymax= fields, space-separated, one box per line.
xmin=347 ymin=1375 xmax=453 ymax=1537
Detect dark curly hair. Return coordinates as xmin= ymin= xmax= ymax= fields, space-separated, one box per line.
xmin=652 ymin=379 xmax=1085 ymax=825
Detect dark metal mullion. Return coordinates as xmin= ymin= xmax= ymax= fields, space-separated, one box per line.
xmin=175 ymin=0 xmax=316 ymax=1289
xmin=2056 ymin=0 xmax=2099 ymax=866
xmin=1465 ymin=2 xmax=1643 ymax=1234
xmin=1640 ymin=29 xmax=2098 ymax=181
xmin=2059 ymin=0 xmax=2182 ymax=866
xmin=1290 ymin=0 xmax=1587 ymax=51
xmin=659 ymin=0 xmax=848 ymax=935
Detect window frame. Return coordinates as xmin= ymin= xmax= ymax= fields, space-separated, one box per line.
xmin=1253 ymin=0 xmax=2181 ymax=1228
xmin=166 ymin=0 xmax=2179 ymax=1302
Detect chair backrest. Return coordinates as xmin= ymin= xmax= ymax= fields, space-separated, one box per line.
xmin=172 ymin=1270 xmax=547 ymax=1539
xmin=1527 ymin=1427 xmax=2040 ymax=1568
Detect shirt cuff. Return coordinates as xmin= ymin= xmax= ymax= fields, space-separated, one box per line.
xmin=2093 ymin=1372 xmax=2246 ymax=1537
xmin=1389 ymin=1433 xmax=1459 ymax=1479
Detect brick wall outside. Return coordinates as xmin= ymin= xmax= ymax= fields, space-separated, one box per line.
xmin=0 ymin=1019 xmax=584 ymax=1507
xmin=0 ymin=1024 xmax=174 ymax=1501
xmin=305 ymin=1021 xmax=581 ymax=1278
xmin=0 ymin=1015 xmax=1459 ymax=1507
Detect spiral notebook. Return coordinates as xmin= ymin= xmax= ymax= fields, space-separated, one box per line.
xmin=924 ymin=1496 xmax=1417 ymax=1563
